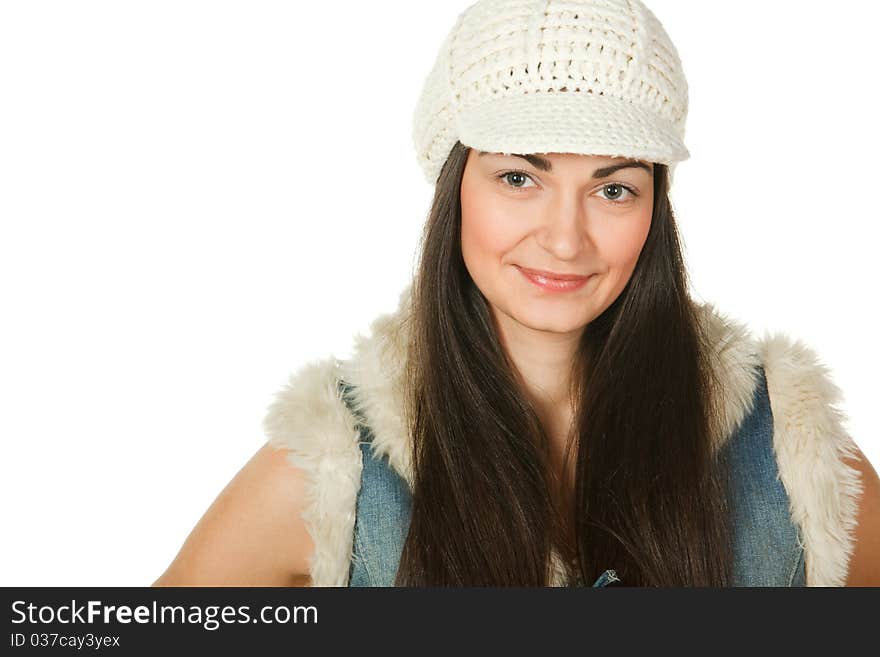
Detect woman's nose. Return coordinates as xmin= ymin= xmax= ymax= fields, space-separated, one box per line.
xmin=535 ymin=196 xmax=590 ymax=259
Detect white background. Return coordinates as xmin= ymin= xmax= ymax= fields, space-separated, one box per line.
xmin=1 ymin=1 xmax=876 ymax=586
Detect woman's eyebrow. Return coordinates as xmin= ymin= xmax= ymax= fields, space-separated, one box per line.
xmin=591 ymin=161 xmax=653 ymax=178
xmin=478 ymin=151 xmax=651 ymax=178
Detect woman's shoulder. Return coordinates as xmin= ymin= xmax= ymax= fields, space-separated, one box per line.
xmin=261 ymin=289 xmax=416 ymax=586
xmin=262 ymin=356 xmax=365 ymax=586
xmin=153 ymin=441 xmax=315 ymax=586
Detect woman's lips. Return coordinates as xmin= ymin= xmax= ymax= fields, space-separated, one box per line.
xmin=516 ymin=266 xmax=592 ymax=292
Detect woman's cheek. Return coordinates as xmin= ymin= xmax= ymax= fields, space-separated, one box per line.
xmin=593 ymin=212 xmax=652 ymax=281
xmin=462 ymin=207 xmax=518 ymax=274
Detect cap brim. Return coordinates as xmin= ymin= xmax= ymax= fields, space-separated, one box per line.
xmin=456 ymin=91 xmax=689 ymax=165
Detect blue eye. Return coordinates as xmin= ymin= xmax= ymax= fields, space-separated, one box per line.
xmin=497 ymin=170 xmax=639 ymax=205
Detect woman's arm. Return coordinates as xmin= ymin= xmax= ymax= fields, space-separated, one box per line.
xmin=843 ymin=445 xmax=880 ymax=586
xmin=152 ymin=442 xmax=314 ymax=587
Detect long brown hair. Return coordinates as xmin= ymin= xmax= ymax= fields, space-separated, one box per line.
xmin=395 ymin=141 xmax=734 ymax=586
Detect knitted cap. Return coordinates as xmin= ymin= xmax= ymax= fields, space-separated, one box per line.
xmin=412 ymin=0 xmax=690 ymax=187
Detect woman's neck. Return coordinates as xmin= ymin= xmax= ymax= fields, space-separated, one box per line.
xmin=490 ymin=304 xmax=583 ymax=410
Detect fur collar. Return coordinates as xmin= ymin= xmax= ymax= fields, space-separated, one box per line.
xmin=263 ymin=282 xmax=863 ymax=587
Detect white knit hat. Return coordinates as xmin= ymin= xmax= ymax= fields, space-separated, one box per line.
xmin=412 ymin=0 xmax=690 ymax=187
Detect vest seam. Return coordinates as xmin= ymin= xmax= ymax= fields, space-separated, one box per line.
xmin=787 ymin=526 xmax=807 ymax=586
xmin=352 ymin=435 xmax=377 ymax=587
xmin=787 ymin=545 xmax=805 ymax=587
xmin=353 ymin=529 xmax=375 ymax=586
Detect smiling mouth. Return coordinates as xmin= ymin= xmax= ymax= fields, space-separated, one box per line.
xmin=516 ymin=266 xmax=591 ymax=281
xmin=516 ymin=266 xmax=593 ymax=292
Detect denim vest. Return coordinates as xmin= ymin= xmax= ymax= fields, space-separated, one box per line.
xmin=338 ymin=365 xmax=806 ymax=587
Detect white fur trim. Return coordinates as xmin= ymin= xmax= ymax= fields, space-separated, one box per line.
xmin=264 ymin=279 xmax=861 ymax=587
xmin=693 ymin=300 xmax=763 ymax=454
xmin=262 ymin=357 xmax=362 ymax=586
xmin=336 ymin=285 xmax=416 ymax=488
xmin=757 ymin=332 xmax=864 ymax=587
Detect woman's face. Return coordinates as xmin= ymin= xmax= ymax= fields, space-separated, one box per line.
xmin=460 ymin=150 xmax=654 ymax=337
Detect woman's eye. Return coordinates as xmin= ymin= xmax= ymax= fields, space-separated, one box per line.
xmin=597 ymin=183 xmax=637 ymax=204
xmin=498 ymin=170 xmax=537 ymax=190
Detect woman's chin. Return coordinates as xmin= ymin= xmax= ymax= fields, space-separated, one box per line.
xmin=512 ymin=309 xmax=589 ymax=335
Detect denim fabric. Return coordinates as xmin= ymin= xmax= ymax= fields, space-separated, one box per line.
xmin=717 ymin=365 xmax=807 ymax=586
xmin=346 ymin=420 xmax=412 ymax=587
xmin=339 ymin=366 xmax=805 ymax=587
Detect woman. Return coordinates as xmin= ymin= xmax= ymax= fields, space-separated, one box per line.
xmin=154 ymin=0 xmax=879 ymax=587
